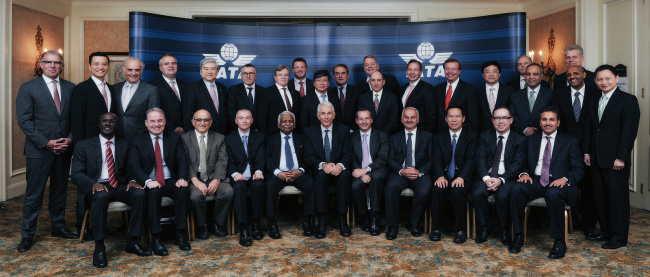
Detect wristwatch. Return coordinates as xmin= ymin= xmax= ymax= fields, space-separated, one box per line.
xmin=365 ymin=166 xmax=371 ymax=172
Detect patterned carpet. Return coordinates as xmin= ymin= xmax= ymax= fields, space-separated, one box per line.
xmin=1 ymin=184 xmax=649 ymax=276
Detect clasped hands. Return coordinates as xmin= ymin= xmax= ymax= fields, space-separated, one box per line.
xmin=322 ymin=163 xmax=343 ymax=176
xmin=45 ymin=138 xmax=72 ymax=155
xmin=517 ymin=174 xmax=567 ymax=188
xmin=278 ymin=170 xmax=302 ymax=183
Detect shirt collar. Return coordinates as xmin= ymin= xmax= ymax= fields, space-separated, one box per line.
xmin=203 ymin=79 xmax=216 ymax=88
xmin=571 ymin=84 xmax=585 ymax=95
xmin=486 ymin=83 xmax=499 ymax=91
xmin=405 ymin=127 xmax=417 ymax=136
xmin=409 ymin=79 xmax=420 ymax=87
xmin=496 ymin=130 xmax=510 ymax=140
xmin=373 ymin=89 xmax=383 ymax=97
xmin=43 ymin=75 xmax=60 ymax=84
xmin=162 ymin=75 xmax=175 ymax=84
xmin=360 ymin=128 xmax=372 ymax=137
xmin=238 ymin=129 xmax=250 ymax=137
xmin=449 ymin=128 xmax=462 ymax=137
xmin=99 ymin=135 xmax=115 ymax=145
xmin=245 ymin=83 xmax=256 ymax=89
xmin=543 ymin=130 xmax=558 ymax=139
xmin=321 ymin=124 xmax=333 ymax=133
xmin=447 ymin=78 xmax=459 ymax=87
xmin=91 ymin=75 xmax=105 ymax=86
xmin=125 ymin=80 xmax=141 ymax=87
xmin=603 ymin=87 xmax=617 ymax=96
xmin=149 ymin=133 xmax=163 ymax=140
xmin=282 ymin=132 xmax=293 ymax=139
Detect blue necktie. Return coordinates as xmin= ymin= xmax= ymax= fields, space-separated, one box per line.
xmin=448 ymin=134 xmax=457 ymax=179
xmin=321 ymin=94 xmax=327 ymax=103
xmin=247 ymin=87 xmax=254 ymax=110
xmin=573 ymin=91 xmax=581 ymax=122
xmin=242 ymin=135 xmax=249 ymax=157
xmin=284 ymin=135 xmax=294 ymax=170
xmin=323 ymin=130 xmax=331 ymax=162
xmin=405 ymin=133 xmax=413 ymax=168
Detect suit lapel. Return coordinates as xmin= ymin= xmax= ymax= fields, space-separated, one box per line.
xmin=532 ymin=88 xmax=550 ymax=116
xmin=450 ymin=81 xmax=464 ymax=105
xmin=600 ymin=88 xmax=621 ymax=123
xmin=125 ymin=84 xmax=145 ymax=113
xmin=38 ymin=77 xmax=61 ymax=117
xmin=370 ymin=131 xmax=378 ymax=157
xmin=162 ymin=134 xmax=172 ymax=165
xmin=353 ymin=132 xmax=362 ymax=162
xmin=94 ymin=137 xmax=104 ymax=170
xmin=189 ymin=130 xmax=200 ymax=164
xmin=206 ymin=131 xmax=216 ymax=161
xmin=550 ymin=133 xmax=562 ymax=166
xmin=531 ymin=134 xmax=542 ymax=168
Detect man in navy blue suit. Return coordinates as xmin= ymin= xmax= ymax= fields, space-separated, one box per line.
xmin=510 ymin=63 xmax=554 ymax=136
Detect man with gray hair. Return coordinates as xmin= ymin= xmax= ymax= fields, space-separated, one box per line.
xmin=553 ymin=44 xmax=597 ymax=89
xmin=113 ymin=56 xmax=160 ymax=140
xmin=184 ymin=57 xmax=229 ymax=135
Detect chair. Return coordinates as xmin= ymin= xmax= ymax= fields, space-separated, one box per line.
xmin=79 ymin=201 xmax=131 ymax=243
xmin=351 ymin=188 xmax=428 ymax=232
xmin=470 ymin=195 xmax=496 ymax=240
xmin=189 ymin=195 xmax=236 ymax=240
xmin=523 ymin=197 xmax=573 ymax=244
xmin=277 ymin=185 xmax=350 ymax=226
xmin=161 ymin=196 xmax=192 ymax=241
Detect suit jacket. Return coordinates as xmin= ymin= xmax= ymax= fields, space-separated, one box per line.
xmin=506 ymin=76 xmax=551 ymax=92
xmin=71 ymin=136 xmax=130 ymax=195
xmin=181 ymin=130 xmax=228 ymax=182
xmin=434 ymin=79 xmax=480 ymax=133
xmin=226 ymin=83 xmax=264 ymax=131
xmin=358 ymin=90 xmax=399 ymax=135
xmin=257 ymin=85 xmax=301 ymax=134
xmin=432 ymin=129 xmax=478 ymax=180
xmin=303 ymin=123 xmax=351 ymax=171
xmin=113 ymin=81 xmax=160 ymax=140
xmin=288 ymin=78 xmax=314 ymax=97
xmin=583 ymin=88 xmax=640 ymax=168
xmin=476 ymin=83 xmax=513 ymax=132
xmin=328 ymin=84 xmax=362 ymax=130
xmin=149 ymin=76 xmax=188 ymax=133
xmin=509 ymin=86 xmax=554 ymax=134
xmin=299 ymin=90 xmax=343 ymax=130
xmin=70 ymin=77 xmax=117 ymax=143
xmin=475 ymin=130 xmax=526 ymax=183
xmin=128 ymin=132 xmax=188 ymax=185
xmin=347 ymin=129 xmax=389 ymax=171
xmin=523 ymin=132 xmax=584 ymax=186
xmin=184 ymin=80 xmax=229 ymax=135
xmin=225 ymin=129 xmax=265 ymax=177
xmin=400 ymin=80 xmax=436 ymax=133
xmin=360 ymin=74 xmax=401 ymax=98
xmin=265 ymin=132 xmax=306 ymax=174
xmin=16 ymin=76 xmax=75 ymax=158
xmin=387 ymin=129 xmax=434 ymax=176
xmin=553 ymin=68 xmax=596 ymax=90
xmin=550 ymin=84 xmax=598 ymax=142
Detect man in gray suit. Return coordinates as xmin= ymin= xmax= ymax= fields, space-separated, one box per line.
xmin=16 ymin=50 xmax=77 ymax=252
xmin=113 ymin=57 xmax=160 ymax=140
xmin=181 ymin=109 xmax=234 ymax=239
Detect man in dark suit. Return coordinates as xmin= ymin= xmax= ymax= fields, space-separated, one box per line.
xmin=113 ymin=57 xmax=160 ymax=140
xmin=348 ymin=109 xmax=389 ymax=236
xmin=360 ymin=55 xmax=401 ymax=96
xmin=288 ymin=57 xmax=314 ymax=98
xmin=257 ymin=65 xmax=301 ymax=134
xmin=299 ymin=70 xmax=343 ymax=130
xmin=304 ymin=102 xmax=352 ymax=238
xmin=184 ymin=58 xmax=229 ymax=135
xmin=16 ymin=50 xmax=77 ymax=252
xmin=551 ymin=65 xmax=599 ymax=238
xmin=358 ymin=71 xmax=399 ymax=135
xmin=70 ymin=113 xmax=149 ymax=268
xmin=510 ymin=63 xmax=554 ymax=136
xmin=227 ymin=64 xmax=263 ymax=131
xmin=264 ymin=111 xmax=314 ymax=239
xmin=226 ymin=109 xmax=266 ymax=246
xmin=150 ymin=53 xmax=187 ymax=135
xmin=181 ymin=109 xmax=234 ymax=241
xmin=584 ymin=65 xmax=640 ymax=249
xmin=506 ymin=55 xmax=551 ymax=91
xmin=430 ymin=106 xmax=478 ymax=243
xmin=128 ymin=108 xmax=190 ymax=255
xmin=477 ymin=61 xmax=513 ymax=132
xmin=400 ymin=60 xmax=436 ymax=133
xmin=471 ymin=106 xmax=526 ymax=245
xmin=434 ymin=58 xmax=479 ymax=133
xmin=385 ymin=108 xmax=433 ymax=240
xmin=552 ymin=45 xmax=596 ymax=89
xmin=329 ymin=64 xmax=362 ymax=130
xmin=509 ymin=106 xmax=584 ymax=259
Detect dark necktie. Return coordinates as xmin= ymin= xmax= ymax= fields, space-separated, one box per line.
xmin=282 ymin=87 xmax=292 ymax=111
xmin=339 ymin=87 xmax=345 ymax=117
xmin=405 ymin=133 xmax=413 ymax=168
xmin=106 ymin=141 xmax=117 ymax=188
xmin=573 ymin=91 xmax=581 ymax=122
xmin=448 ymin=134 xmax=457 ymax=179
xmin=284 ymin=135 xmax=294 ymax=170
xmin=154 ymin=136 xmax=165 ymax=187
xmin=323 ymin=130 xmax=331 ymax=163
xmin=540 ymin=136 xmax=552 ymax=187
xmin=247 ymin=87 xmax=254 ymax=110
xmin=490 ymin=136 xmax=504 ymax=178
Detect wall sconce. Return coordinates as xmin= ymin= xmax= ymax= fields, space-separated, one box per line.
xmin=33 ymin=25 xmax=43 ymax=77
xmin=544 ymin=28 xmax=558 ymax=86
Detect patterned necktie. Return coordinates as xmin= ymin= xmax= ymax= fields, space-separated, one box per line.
xmin=540 ymin=136 xmax=552 ymax=187
xmin=404 ymin=84 xmax=414 ymax=106
xmin=528 ymin=90 xmax=535 ymax=112
xmin=374 ymin=94 xmax=380 ymax=113
xmin=199 ymin=134 xmax=207 ymax=181
xmin=284 ymin=136 xmax=294 ymax=170
xmin=488 ymin=87 xmax=496 ymax=113
xmin=242 ymin=135 xmax=249 ymax=157
xmin=299 ymin=81 xmax=305 ymax=97
xmin=170 ymin=80 xmax=181 ymax=101
xmin=573 ymin=91 xmax=581 ymax=122
xmin=321 ymin=94 xmax=327 ymax=103
xmin=598 ymin=95 xmax=608 ymax=122
xmin=209 ymin=83 xmax=219 ymax=113
xmin=405 ymin=133 xmax=413 ymax=168
xmin=448 ymin=134 xmax=457 ymax=179
xmin=52 ymin=79 xmax=61 ymax=115
xmin=361 ymin=134 xmax=370 ymax=169
xmin=323 ymin=130 xmax=331 ymax=163
xmin=445 ymin=84 xmax=453 ymax=109
xmin=154 ymin=136 xmax=165 ymax=187
xmin=282 ymin=87 xmax=292 ymax=111
xmin=339 ymin=87 xmax=345 ymax=117
xmin=247 ymin=87 xmax=254 ymax=110
xmin=101 ymin=82 xmax=109 ymax=110
xmin=106 ymin=141 xmax=117 ymax=188
xmin=490 ymin=135 xmax=504 ymax=178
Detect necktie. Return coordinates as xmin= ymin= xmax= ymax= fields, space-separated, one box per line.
xmin=321 ymin=94 xmax=327 ymax=103
xmin=339 ymin=87 xmax=345 ymax=117
xmin=490 ymin=135 xmax=504 ymax=178
xmin=540 ymin=136 xmax=552 ymax=187
xmin=445 ymin=84 xmax=453 ymax=110
xmin=122 ymin=84 xmax=132 ymax=111
xmin=448 ymin=134 xmax=457 ymax=179
xmin=101 ymin=82 xmax=109 ymax=110
xmin=405 ymin=133 xmax=413 ymax=168
xmin=299 ymin=81 xmax=305 ymax=97
xmin=282 ymin=87 xmax=292 ymax=111
xmin=170 ymin=80 xmax=181 ymax=101
xmin=488 ymin=87 xmax=496 ymax=113
xmin=528 ymin=90 xmax=535 ymax=112
xmin=598 ymin=95 xmax=608 ymax=122
xmin=247 ymin=87 xmax=254 ymax=110
xmin=154 ymin=136 xmax=165 ymax=187
xmin=242 ymin=135 xmax=249 ymax=157
xmin=199 ymin=134 xmax=207 ymax=181
xmin=405 ymin=84 xmax=414 ymax=106
xmin=323 ymin=130 xmax=331 ymax=163
xmin=106 ymin=141 xmax=117 ymax=188
xmin=284 ymin=136 xmax=294 ymax=170
xmin=361 ymin=134 xmax=370 ymax=169
xmin=573 ymin=91 xmax=581 ymax=122
xmin=209 ymin=83 xmax=219 ymax=113
xmin=374 ymin=94 xmax=380 ymax=113
xmin=520 ymin=78 xmax=526 ymax=90
xmin=52 ymin=79 xmax=61 ymax=115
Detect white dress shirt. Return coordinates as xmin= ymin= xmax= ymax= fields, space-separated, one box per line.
xmin=359 ymin=129 xmax=373 ymax=167
xmin=445 ymin=78 xmax=460 ymax=97
xmin=274 ymin=132 xmax=303 ymax=176
xmin=534 ymin=130 xmax=557 ymax=176
xmin=482 ymin=131 xmax=510 ymax=183
xmin=91 ymin=75 xmax=112 ymax=109
xmin=43 ymin=75 xmax=61 ymax=102
xmin=402 ymin=79 xmax=420 ymax=106
xmin=275 ymin=83 xmax=293 ymax=110
xmin=145 ymin=133 xmax=171 ymax=185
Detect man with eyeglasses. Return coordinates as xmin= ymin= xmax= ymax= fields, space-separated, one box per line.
xmin=509 ymin=63 xmax=554 ymax=136
xmin=17 ymin=50 xmax=77 ymax=252
xmin=288 ymin=57 xmax=314 ymax=98
xmin=299 ymin=70 xmax=342 ymax=129
xmin=328 ymin=64 xmax=362 ymax=130
xmin=227 ymin=64 xmax=263 ymax=131
xmin=477 ymin=61 xmax=513 ymax=132
xmin=184 ymin=58 xmax=229 ymax=135
xmin=150 ymin=53 xmax=188 ymax=135
xmin=506 ymin=55 xmax=551 ymax=92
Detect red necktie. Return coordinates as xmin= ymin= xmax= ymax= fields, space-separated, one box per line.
xmin=445 ymin=83 xmax=453 ymax=110
xmin=106 ymin=141 xmax=117 ymax=188
xmin=282 ymin=87 xmax=292 ymax=111
xmin=299 ymin=81 xmax=305 ymax=97
xmin=52 ymin=79 xmax=61 ymax=115
xmin=170 ymin=80 xmax=181 ymax=101
xmin=405 ymin=83 xmax=414 ymax=106
xmin=154 ymin=136 xmax=165 ymax=187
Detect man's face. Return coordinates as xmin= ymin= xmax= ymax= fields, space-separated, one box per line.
xmin=363 ymin=57 xmax=378 ymax=77
xmin=525 ymin=65 xmax=542 ymax=88
xmin=191 ymin=110 xmax=212 ymax=134
xmin=492 ymin=108 xmax=512 ymax=134
xmin=370 ymin=71 xmax=385 ymax=92
xmin=40 ymin=53 xmax=63 ymax=79
xmin=482 ymin=65 xmax=500 ymax=85
xmin=516 ymin=56 xmax=532 ymax=75
xmin=200 ymin=62 xmax=217 ymax=83
xmin=124 ymin=59 xmax=143 ymax=84
xmin=314 ymin=76 xmax=330 ymax=94
xmin=98 ymin=113 xmax=118 ymax=138
xmin=406 ymin=62 xmax=421 ymax=82
xmin=333 ymin=66 xmax=349 ymax=86
xmin=401 ymin=109 xmax=419 ymax=131
xmin=235 ymin=110 xmax=253 ymax=132
xmin=292 ymin=61 xmax=307 ymax=80
xmin=277 ymin=113 xmax=295 ymax=134
xmin=356 ymin=111 xmax=373 ymax=132
xmin=274 ymin=68 xmax=290 ymax=87
xmin=145 ymin=110 xmax=166 ymax=135
xmin=159 ymin=56 xmax=177 ymax=79
xmin=89 ymin=56 xmax=109 ymax=80
xmin=445 ymin=108 xmax=465 ymax=132
xmin=566 ymin=65 xmax=586 ymax=90
xmin=317 ymin=105 xmax=335 ymax=129
xmin=595 ymin=70 xmax=619 ymax=92
xmin=444 ymin=61 xmax=461 ymax=83
xmin=540 ymin=111 xmax=560 ymax=135
xmin=564 ymin=49 xmax=584 ymax=67
xmin=241 ymin=66 xmax=257 ymax=86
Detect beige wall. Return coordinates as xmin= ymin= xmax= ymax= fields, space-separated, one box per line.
xmin=82 ymin=21 xmax=129 ymax=80
xmin=529 ymin=7 xmax=575 ymax=85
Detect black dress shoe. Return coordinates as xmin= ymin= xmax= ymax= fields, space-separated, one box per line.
xmin=239 ymin=228 xmax=252 ymax=246
xmin=210 ymin=223 xmax=228 ymax=237
xmin=602 ymin=240 xmax=627 ymax=249
xmin=77 ymin=228 xmax=93 ymax=241
xmin=548 ymin=239 xmax=567 ymax=259
xmin=509 ymin=234 xmax=524 ymax=254
xmin=197 ymin=225 xmax=210 ymax=240
xmin=126 ymin=241 xmax=152 ymax=256
xmin=151 ymin=238 xmax=169 ymax=256
xmin=302 ymin=220 xmax=314 ymax=237
xmin=453 ymin=231 xmax=467 ymax=244
xmin=268 ymin=220 xmax=282 ymax=239
xmin=92 ymin=250 xmax=107 ymax=268
xmin=429 ymin=229 xmax=441 ymax=241
xmin=315 ymin=222 xmax=327 ymax=239
xmin=475 ymin=227 xmax=488 ymax=243
xmin=369 ymin=217 xmax=381 ymax=236
xmin=251 ymin=223 xmax=264 ymax=240
xmin=501 ymin=230 xmax=512 ymax=245
xmin=360 ymin=215 xmax=371 ymax=232
xmin=17 ymin=238 xmax=33 ymax=252
xmin=586 ymin=233 xmax=609 ymax=241
xmin=583 ymin=228 xmax=598 ymax=238
xmin=386 ymin=226 xmax=398 ymax=240
xmin=52 ymin=227 xmax=78 ymax=239
xmin=410 ymin=226 xmax=422 ymax=237
xmin=175 ymin=232 xmax=191 ymax=251
xmin=338 ymin=220 xmax=351 ymax=237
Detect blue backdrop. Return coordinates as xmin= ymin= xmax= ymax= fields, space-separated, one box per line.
xmin=130 ymin=12 xmax=526 ymax=88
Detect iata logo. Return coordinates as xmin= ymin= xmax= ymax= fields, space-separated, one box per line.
xmin=398 ymin=42 xmax=453 ymax=78
xmin=203 ymin=43 xmax=257 ymax=79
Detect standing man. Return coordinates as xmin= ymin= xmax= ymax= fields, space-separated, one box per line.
xmin=227 ymin=64 xmax=263 ymax=131
xmin=226 ymin=109 xmax=266 ymax=246
xmin=510 ymin=63 xmax=554 ymax=136
xmin=304 ymin=102 xmax=352 ymax=238
xmin=257 ymin=65 xmax=301 ymax=134
xmin=328 ymin=64 xmax=362 ymax=130
xmin=184 ymin=58 xmax=229 ymax=135
xmin=506 ymin=55 xmax=551 ymax=91
xmin=360 ymin=55 xmax=401 ymax=96
xmin=16 ymin=50 xmax=76 ymax=252
xmin=553 ymin=45 xmax=596 ymax=89
xmin=584 ymin=64 xmax=640 ymax=249
xmin=128 ymin=108 xmax=190 ymax=255
xmin=181 ymin=109 xmax=234 ymax=240
xmin=113 ymin=57 xmax=160 ymax=140
xmin=400 ymin=60 xmax=436 ymax=133
xmin=288 ymin=57 xmax=314 ymax=98
xmin=358 ymin=71 xmax=399 ymax=135
xmin=434 ymin=58 xmax=479 ymax=133
xmin=348 ymin=109 xmax=389 ymax=236
xmin=384 ymin=108 xmax=433 ymax=240
xmin=299 ymin=70 xmax=342 ymax=129
xmin=70 ymin=113 xmax=149 ymax=268
xmin=150 ymin=53 xmax=187 ymax=135
xmin=477 ymin=61 xmax=513 ymax=132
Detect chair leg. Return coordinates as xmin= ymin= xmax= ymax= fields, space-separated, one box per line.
xmin=472 ymin=207 xmax=477 ymax=240
xmin=564 ymin=210 xmax=569 ymax=245
xmin=466 ymin=202 xmax=471 ymax=239
xmin=523 ymin=206 xmax=530 ymax=245
xmin=189 ymin=209 xmax=195 ymax=241
xmin=124 ymin=211 xmax=131 ymax=236
xmin=230 ymin=206 xmax=236 ymax=235
xmin=79 ymin=210 xmax=90 ymax=243
xmin=186 ymin=217 xmax=191 ymax=241
xmin=351 ymin=203 xmax=355 ymax=228
xmin=567 ymin=207 xmax=574 ymax=234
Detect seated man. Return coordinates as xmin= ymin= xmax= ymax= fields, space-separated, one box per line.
xmin=128 ymin=107 xmax=190 ymax=256
xmin=509 ymin=106 xmax=583 ymax=259
xmin=71 ymin=113 xmax=149 ymax=268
